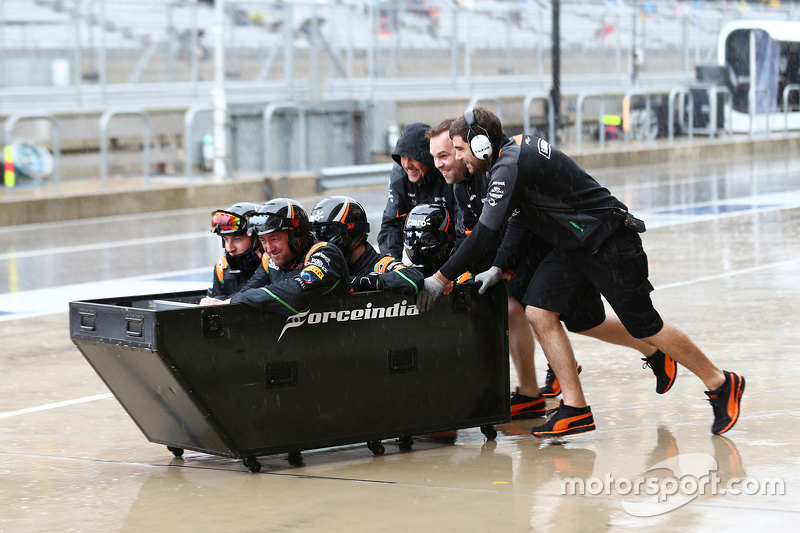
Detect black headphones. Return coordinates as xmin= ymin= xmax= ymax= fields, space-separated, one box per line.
xmin=464 ymin=108 xmax=493 ymax=161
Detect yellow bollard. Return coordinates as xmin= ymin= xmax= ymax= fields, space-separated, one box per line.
xmin=3 ymin=145 xmax=15 ymax=189
xmin=622 ymin=98 xmax=631 ymax=133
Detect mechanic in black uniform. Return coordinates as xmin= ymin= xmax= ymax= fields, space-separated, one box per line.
xmin=429 ymin=118 xmax=679 ymax=415
xmin=203 ymin=198 xmax=350 ymax=315
xmin=417 ymin=107 xmax=745 ymax=438
xmin=310 ymin=196 xmax=423 ymax=295
xmin=200 ymin=202 xmax=263 ymax=305
xmin=377 ymin=122 xmax=455 ymax=259
xmin=427 ymin=118 xmax=547 ymax=419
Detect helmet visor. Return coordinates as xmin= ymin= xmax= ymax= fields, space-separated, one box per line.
xmin=211 ymin=210 xmax=245 ymax=233
xmin=248 ymin=213 xmax=291 ymax=235
xmin=312 ymin=223 xmax=341 ymax=242
xmin=405 ymin=230 xmax=439 ymax=247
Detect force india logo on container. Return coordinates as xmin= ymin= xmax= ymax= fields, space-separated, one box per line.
xmin=278 ymin=300 xmax=419 ymax=341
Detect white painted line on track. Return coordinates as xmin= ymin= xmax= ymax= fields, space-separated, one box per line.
xmin=655 ymin=259 xmax=800 ymax=291
xmin=0 ymin=267 xmax=208 ymax=322
xmin=0 ymin=206 xmax=212 ymax=234
xmin=0 ymin=232 xmax=208 ymax=260
xmin=0 ymin=392 xmax=113 ymax=419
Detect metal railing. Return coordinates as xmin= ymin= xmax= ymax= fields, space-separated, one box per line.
xmin=262 ymin=102 xmax=308 ymax=173
xmin=318 ymin=163 xmax=393 ymax=190
xmin=668 ymin=87 xmax=694 ymax=145
xmin=748 ymin=88 xmax=772 ymax=138
xmin=466 ymin=96 xmax=502 ymax=121
xmin=622 ymin=87 xmax=672 ymax=147
xmin=575 ymin=91 xmax=606 ymax=152
xmin=99 ymin=109 xmax=151 ymax=189
xmin=708 ymin=85 xmax=733 ymax=140
xmin=183 ymin=104 xmax=214 ymax=180
xmin=522 ymin=92 xmax=555 ymax=144
xmin=784 ymin=84 xmax=800 ymax=133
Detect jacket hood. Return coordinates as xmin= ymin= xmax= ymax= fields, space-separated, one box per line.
xmin=391 ymin=122 xmax=434 ymax=168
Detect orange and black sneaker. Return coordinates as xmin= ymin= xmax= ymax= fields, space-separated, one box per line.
xmin=705 ymin=370 xmax=745 ymax=435
xmin=510 ymin=388 xmax=546 ymax=419
xmin=530 ymin=400 xmax=596 ymax=438
xmin=423 ymin=430 xmax=458 ymax=441
xmin=539 ymin=362 xmax=582 ymax=398
xmin=642 ymin=349 xmax=677 ymax=394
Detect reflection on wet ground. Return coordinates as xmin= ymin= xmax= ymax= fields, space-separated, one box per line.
xmin=1 ymin=151 xmax=799 ymax=531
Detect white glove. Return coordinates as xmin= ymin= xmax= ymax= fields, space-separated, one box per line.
xmin=415 ymin=273 xmax=448 ymax=312
xmin=474 ymin=266 xmax=503 ymax=295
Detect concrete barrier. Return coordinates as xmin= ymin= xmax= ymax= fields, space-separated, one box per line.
xmin=0 ymin=172 xmax=317 ymax=227
xmin=2 ymin=135 xmax=799 ymax=227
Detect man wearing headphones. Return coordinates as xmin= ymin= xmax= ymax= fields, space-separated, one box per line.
xmin=204 ymin=197 xmax=350 ymax=315
xmin=416 ymin=107 xmax=744 ymax=438
xmin=427 ymin=118 xmax=667 ymax=419
xmin=427 ymin=119 xmax=545 ymax=419
xmin=378 ymin=122 xmax=455 ymax=259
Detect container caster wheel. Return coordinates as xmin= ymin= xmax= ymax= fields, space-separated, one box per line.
xmin=243 ymin=457 xmax=261 ymax=473
xmin=167 ymin=446 xmax=184 ymax=458
xmin=397 ymin=436 xmax=413 ymax=451
xmin=367 ymin=440 xmax=385 ymax=456
xmin=287 ymin=451 xmax=304 ymax=466
xmin=480 ymin=425 xmax=497 ymax=440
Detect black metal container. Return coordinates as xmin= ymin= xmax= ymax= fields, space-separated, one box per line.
xmin=70 ymin=283 xmax=510 ymax=472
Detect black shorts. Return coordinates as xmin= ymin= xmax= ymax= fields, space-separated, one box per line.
xmin=506 ymin=232 xmax=553 ymax=303
xmin=507 ymin=261 xmax=536 ymax=303
xmin=523 ymin=228 xmax=663 ymax=338
xmin=511 ymin=260 xmax=605 ymax=334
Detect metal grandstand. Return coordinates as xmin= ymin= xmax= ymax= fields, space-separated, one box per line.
xmin=1 ymin=0 xmax=798 ymax=111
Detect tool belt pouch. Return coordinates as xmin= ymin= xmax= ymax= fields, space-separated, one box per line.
xmin=614 ymin=209 xmax=646 ymax=233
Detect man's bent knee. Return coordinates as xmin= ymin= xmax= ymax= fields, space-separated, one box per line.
xmin=508 ymin=297 xmax=525 ymax=320
xmin=525 ymin=305 xmax=560 ymax=329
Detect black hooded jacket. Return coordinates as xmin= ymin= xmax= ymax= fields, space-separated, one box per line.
xmin=377 ymin=122 xmax=454 ymax=259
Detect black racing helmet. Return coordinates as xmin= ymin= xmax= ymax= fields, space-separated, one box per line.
xmin=248 ymin=198 xmax=313 ymax=254
xmin=211 ymin=202 xmax=260 ymax=235
xmin=403 ymin=204 xmax=455 ymax=269
xmin=310 ymin=196 xmax=370 ymax=258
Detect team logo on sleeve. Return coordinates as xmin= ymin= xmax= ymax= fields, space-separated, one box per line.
xmin=487 ymin=182 xmax=505 ymax=207
xmin=300 ymin=265 xmax=325 ymax=284
xmin=538 ymin=138 xmax=551 ymax=159
xmin=215 ymin=257 xmax=228 ymax=282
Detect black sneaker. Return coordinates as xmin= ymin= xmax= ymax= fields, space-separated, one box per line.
xmin=531 ymin=400 xmax=596 ymax=437
xmin=510 ymin=388 xmax=546 ymax=419
xmin=539 ymin=362 xmax=583 ymax=398
xmin=705 ymin=371 xmax=745 ymax=435
xmin=642 ymin=349 xmax=677 ymax=394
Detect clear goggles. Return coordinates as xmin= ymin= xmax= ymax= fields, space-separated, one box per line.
xmin=211 ymin=210 xmax=245 ymax=233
